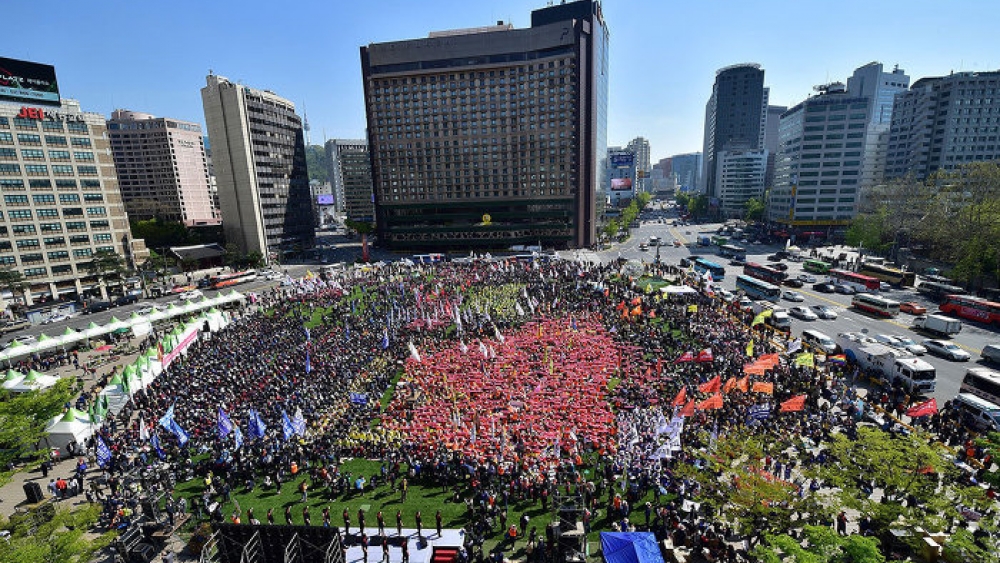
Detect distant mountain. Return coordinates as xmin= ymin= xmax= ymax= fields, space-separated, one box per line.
xmin=305 ymin=145 xmax=328 ymax=183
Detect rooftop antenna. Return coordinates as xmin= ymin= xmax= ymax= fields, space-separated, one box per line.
xmin=302 ymin=102 xmax=311 ymax=145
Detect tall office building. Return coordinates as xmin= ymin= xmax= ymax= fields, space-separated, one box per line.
xmin=323 ymin=139 xmax=344 ymax=213
xmin=715 ymin=149 xmax=769 ymax=218
xmin=846 ymin=62 xmax=909 ymax=186
xmin=701 ymin=64 xmax=768 ymax=200
xmin=328 ymin=139 xmax=375 ymax=224
xmin=626 ymin=136 xmax=650 ymax=192
xmin=0 ymin=57 xmax=144 ymax=305
xmin=763 ymin=105 xmax=787 ymax=188
xmin=670 ymin=152 xmax=702 ymax=192
xmin=768 ymin=83 xmax=870 ymax=227
xmin=886 ymin=70 xmax=999 ymax=180
xmin=607 ymin=148 xmax=636 ymax=207
xmin=360 ymin=0 xmax=609 ymax=250
xmin=200 ymin=74 xmax=313 ymax=259
xmin=107 ymin=110 xmax=219 ymax=227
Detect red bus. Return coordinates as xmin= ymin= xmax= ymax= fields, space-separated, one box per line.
xmin=939 ymin=294 xmax=1000 ymax=326
xmin=743 ymin=262 xmax=786 ymax=285
xmin=828 ymin=269 xmax=880 ymax=292
xmin=210 ymin=269 xmax=258 ymax=289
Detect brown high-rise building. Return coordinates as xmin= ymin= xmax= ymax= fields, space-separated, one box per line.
xmin=360 ymin=0 xmax=609 ymax=250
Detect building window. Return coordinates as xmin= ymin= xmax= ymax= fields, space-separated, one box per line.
xmin=25 ymin=164 xmax=48 ymax=175
xmin=45 ymin=135 xmax=67 ymax=145
xmin=36 ymin=209 xmax=59 ymax=218
xmin=72 ymin=248 xmax=92 ymax=258
xmin=23 ymin=267 xmax=47 ymax=278
xmin=17 ymin=133 xmax=41 ymax=145
xmin=3 ymin=195 xmax=29 ymax=205
xmin=83 ymin=193 xmax=104 ymax=202
xmin=16 ymin=239 xmax=40 ymax=250
xmin=0 ymin=179 xmax=24 ymax=189
xmin=77 ymin=165 xmax=98 ymax=176
xmin=73 ymin=151 xmax=95 ymax=162
xmin=0 ymin=163 xmax=21 ymax=175
xmin=59 ymin=193 xmax=80 ymax=203
xmin=48 ymin=150 xmax=71 ymax=160
xmin=63 ymin=208 xmax=84 ymax=217
xmin=47 ymin=251 xmax=70 ymax=261
xmin=41 ymin=225 xmax=62 ymax=234
xmin=86 ymin=207 xmax=106 ymax=216
xmin=32 ymin=194 xmax=56 ymax=204
xmin=69 ymin=234 xmax=89 ymax=244
xmin=51 ymin=264 xmax=72 ymax=275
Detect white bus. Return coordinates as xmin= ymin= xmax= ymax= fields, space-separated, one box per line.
xmin=736 ymin=275 xmax=781 ymax=302
xmin=851 ymin=294 xmax=900 ymax=317
xmin=960 ymin=367 xmax=1000 ymax=406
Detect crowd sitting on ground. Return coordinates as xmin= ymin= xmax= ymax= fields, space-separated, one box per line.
xmin=47 ymin=258 xmax=996 ymax=562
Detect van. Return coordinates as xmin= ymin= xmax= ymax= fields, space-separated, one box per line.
xmin=954 ymin=393 xmax=1000 ymax=432
xmin=802 ymin=329 xmax=838 ymax=354
xmin=982 ymin=344 xmax=1000 ymax=365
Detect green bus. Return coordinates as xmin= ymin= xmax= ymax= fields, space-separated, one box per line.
xmin=858 ymin=262 xmax=916 ymax=287
xmin=712 ymin=235 xmax=728 ymax=246
xmin=803 ymin=259 xmax=832 ymax=274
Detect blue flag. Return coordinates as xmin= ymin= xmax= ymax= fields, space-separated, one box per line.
xmin=304 ymin=325 xmax=311 ymax=342
xmin=247 ymin=408 xmax=267 ymax=439
xmin=381 ymin=331 xmax=390 ymax=350
xmin=291 ymin=407 xmax=306 ymax=436
xmin=217 ymin=407 xmax=234 ymax=440
xmin=281 ymin=410 xmax=296 ymax=442
xmin=748 ymin=403 xmax=772 ymax=422
xmin=96 ymin=435 xmax=112 ymax=468
xmin=168 ymin=418 xmax=189 ymax=446
xmin=150 ymin=431 xmax=166 ymax=460
xmin=233 ymin=425 xmax=244 ymax=450
xmin=305 ymin=351 xmax=312 ymax=374
xmin=158 ymin=403 xmax=176 ymax=430
xmin=349 ymin=392 xmax=369 ymax=405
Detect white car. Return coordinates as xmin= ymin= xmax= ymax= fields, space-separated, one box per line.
xmin=43 ymin=313 xmax=70 ymax=324
xmin=718 ymin=289 xmax=736 ymax=302
xmin=134 ymin=304 xmax=165 ymax=316
xmin=782 ymin=291 xmax=805 ymax=302
xmin=809 ymin=305 xmax=838 ymax=319
xmin=892 ymin=336 xmax=927 ymax=355
xmin=872 ymin=334 xmax=904 ymax=347
xmin=797 ymin=274 xmax=817 ymax=283
xmin=789 ymin=306 xmax=818 ymax=321
xmin=922 ymin=339 xmax=971 ymax=361
xmin=4 ymin=334 xmax=37 ymax=348
xmin=178 ymin=289 xmax=203 ymax=301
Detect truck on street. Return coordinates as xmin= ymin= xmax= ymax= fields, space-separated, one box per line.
xmin=838 ymin=336 xmax=937 ymax=395
xmin=912 ymin=314 xmax=963 ymax=337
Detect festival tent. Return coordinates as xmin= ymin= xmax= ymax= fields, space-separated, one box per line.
xmin=43 ymin=409 xmax=95 ymax=456
xmin=0 ymin=339 xmax=35 ymax=363
xmin=600 ymin=533 xmax=665 ymax=563
xmin=660 ymin=285 xmax=697 ymax=295
xmin=3 ymin=369 xmax=60 ymax=393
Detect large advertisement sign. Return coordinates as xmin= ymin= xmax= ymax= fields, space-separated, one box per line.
xmin=317 ymin=194 xmax=335 ymax=205
xmin=0 ymin=57 xmax=60 ymax=106
xmin=610 ymin=153 xmax=634 ymax=168
xmin=611 ymin=177 xmax=633 ymax=191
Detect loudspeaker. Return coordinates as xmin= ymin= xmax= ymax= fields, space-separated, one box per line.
xmin=24 ymin=482 xmax=44 ymax=504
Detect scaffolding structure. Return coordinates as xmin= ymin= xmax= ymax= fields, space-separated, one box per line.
xmin=199 ymin=524 xmax=344 ymax=563
xmin=549 ymin=462 xmax=587 ymax=563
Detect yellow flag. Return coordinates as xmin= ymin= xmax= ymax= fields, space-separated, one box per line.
xmin=687 ymin=304 xmax=698 ymax=313
xmin=745 ymin=339 xmax=754 ymax=357
xmin=795 ymin=352 xmax=815 ymax=368
xmin=751 ymin=309 xmax=772 ymax=326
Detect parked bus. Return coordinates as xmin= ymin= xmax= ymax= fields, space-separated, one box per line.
xmin=803 ymin=259 xmax=832 ymax=274
xmin=828 ymin=269 xmax=880 ymax=292
xmin=858 ymin=262 xmax=916 ymax=287
xmin=718 ymin=244 xmax=747 ymax=261
xmin=711 ymin=235 xmax=728 ymax=246
xmin=210 ymin=269 xmax=258 ymax=289
xmin=939 ymin=294 xmax=1000 ymax=326
xmin=736 ymin=275 xmax=781 ymax=302
xmin=851 ymin=294 xmax=901 ymax=317
xmin=412 ymin=253 xmax=446 ymax=264
xmin=960 ymin=367 xmax=1000 ymax=406
xmin=917 ymin=281 xmax=967 ymax=300
xmin=743 ymin=262 xmax=786 ymax=285
xmin=693 ymin=258 xmax=726 ymax=281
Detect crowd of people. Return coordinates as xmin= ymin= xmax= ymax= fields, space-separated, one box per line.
xmin=62 ymin=257 xmax=996 ymax=562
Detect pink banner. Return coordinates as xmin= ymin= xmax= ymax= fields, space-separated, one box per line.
xmin=163 ymin=329 xmax=199 ymax=368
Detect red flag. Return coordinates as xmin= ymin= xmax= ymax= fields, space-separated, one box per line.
xmin=752 ymin=381 xmax=774 ymax=395
xmin=672 ymin=387 xmax=687 ymax=407
xmin=758 ymin=353 xmax=780 ymax=367
xmin=736 ymin=376 xmax=749 ymax=393
xmin=697 ymin=393 xmax=724 ymax=410
xmin=674 ymin=351 xmax=694 ymax=364
xmin=780 ymin=395 xmax=807 ymax=412
xmin=905 ymin=398 xmax=938 ymax=418
xmin=679 ymin=399 xmax=696 ymax=417
xmin=656 ymin=358 xmax=663 ymax=375
xmin=616 ymin=301 xmax=626 ymax=311
xmin=723 ymin=378 xmax=737 ymax=393
xmin=696 ymin=348 xmax=714 ymax=363
xmin=698 ymin=375 xmax=721 ymax=394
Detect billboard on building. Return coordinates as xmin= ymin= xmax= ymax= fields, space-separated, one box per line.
xmin=317 ymin=194 xmax=335 ymax=205
xmin=611 ymin=178 xmax=633 ymax=191
xmin=0 ymin=57 xmax=60 ymax=106
xmin=610 ymin=153 xmax=634 ymax=168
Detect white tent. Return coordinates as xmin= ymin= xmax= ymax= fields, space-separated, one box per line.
xmin=3 ymin=369 xmax=59 ymax=393
xmin=660 ymin=285 xmax=698 ymax=295
xmin=43 ymin=409 xmax=95 ymax=456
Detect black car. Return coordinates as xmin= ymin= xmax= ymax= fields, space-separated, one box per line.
xmin=115 ymin=294 xmax=139 ymax=307
xmin=679 ymin=258 xmax=691 ymax=268
xmin=772 ymin=263 xmax=789 ymax=272
xmin=197 ymin=278 xmax=212 ymax=289
xmin=85 ymin=300 xmax=113 ymax=314
xmin=784 ymin=278 xmax=804 ymax=288
xmin=767 ymin=254 xmax=783 ymax=262
xmin=813 ymin=282 xmax=837 ymax=293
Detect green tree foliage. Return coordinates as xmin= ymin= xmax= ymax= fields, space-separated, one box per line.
xmin=0 ymin=503 xmax=116 ymax=563
xmin=85 ymin=249 xmax=126 ymax=282
xmin=0 ymin=379 xmax=74 ymax=485
xmin=635 ymin=191 xmax=652 ymax=208
xmin=753 ymin=525 xmax=886 ymax=563
xmin=0 ymin=267 xmax=28 ymax=307
xmin=744 ymin=197 xmax=766 ymax=221
xmin=942 ymin=527 xmax=1000 ymax=563
xmin=305 ymin=145 xmax=329 ymax=184
xmin=687 ymin=193 xmax=709 ymax=217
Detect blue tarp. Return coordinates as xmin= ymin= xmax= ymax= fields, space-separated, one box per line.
xmin=600 ymin=532 xmax=664 ymax=563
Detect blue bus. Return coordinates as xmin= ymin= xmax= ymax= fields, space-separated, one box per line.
xmin=693 ymin=258 xmax=726 ymax=281
xmin=736 ymin=275 xmax=781 ymax=302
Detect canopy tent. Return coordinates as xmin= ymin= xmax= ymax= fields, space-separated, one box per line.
xmin=600 ymin=533 xmax=665 ymax=563
xmin=2 ymin=369 xmax=59 ymax=393
xmin=660 ymin=285 xmax=698 ymax=295
xmin=42 ymin=409 xmax=95 ymax=457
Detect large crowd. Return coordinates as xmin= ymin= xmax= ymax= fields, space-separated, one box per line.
xmin=48 ymin=258 xmax=996 ymax=562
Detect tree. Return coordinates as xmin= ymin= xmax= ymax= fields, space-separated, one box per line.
xmin=744 ymin=197 xmax=766 ymax=221
xmin=635 ymin=192 xmax=652 ymax=209
xmin=84 ymin=250 xmax=127 ymax=299
xmin=0 ymin=268 xmax=28 ymax=309
xmin=688 ymin=194 xmax=709 ymax=217
xmin=0 ymin=502 xmax=116 ymax=563
xmin=305 ymin=145 xmax=329 ymax=184
xmin=603 ymin=219 xmax=620 ymax=241
xmin=0 ymin=379 xmax=74 ymax=486
xmin=344 ymin=220 xmax=375 ymax=262
xmin=753 ymin=525 xmax=886 ymax=563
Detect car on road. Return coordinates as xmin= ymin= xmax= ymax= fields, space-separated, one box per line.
xmin=767 ymin=254 xmax=783 ymax=262
xmin=899 ymin=302 xmax=927 ymax=315
xmin=783 ymin=278 xmax=804 ymax=288
xmin=4 ymin=334 xmax=37 ymax=348
xmin=639 ymin=243 xmax=649 ymax=251
xmin=2 ymin=319 xmax=31 ymax=333
xmin=135 ymin=304 xmax=160 ymax=316
xmin=84 ymin=301 xmax=113 ymax=314
xmin=789 ymin=306 xmax=818 ymax=321
xmin=115 ymin=293 xmax=139 ymax=307
xmin=772 ymin=263 xmax=789 ymax=272
xmin=809 ymin=305 xmax=838 ymax=319
xmin=834 ymin=284 xmax=857 ymax=295
xmin=872 ymin=334 xmax=904 ymax=347
xmin=892 ymin=336 xmax=927 ymax=355
xmin=782 ymin=291 xmax=805 ymax=302
xmin=922 ymin=339 xmax=971 ymax=361
xmin=879 ymin=282 xmax=892 ymax=292
xmin=43 ymin=313 xmax=70 ymax=324
xmin=679 ymin=258 xmax=691 ymax=268
xmin=718 ymin=289 xmax=736 ymax=302
xmin=813 ymin=282 xmax=837 ymax=293
xmin=797 ymin=274 xmax=817 ymax=283
xmin=178 ymin=289 xmax=203 ymax=301
xmin=265 ymin=271 xmax=284 ymax=281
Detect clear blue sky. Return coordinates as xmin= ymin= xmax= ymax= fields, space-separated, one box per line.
xmin=5 ymin=0 xmax=996 ymax=163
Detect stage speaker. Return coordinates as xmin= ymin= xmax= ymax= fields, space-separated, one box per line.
xmin=24 ymin=482 xmax=44 ymax=504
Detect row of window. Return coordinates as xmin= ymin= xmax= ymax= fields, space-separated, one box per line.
xmin=0 ymin=178 xmax=101 ymax=189
xmin=0 ymin=148 xmax=94 ymax=161
xmin=0 ymin=207 xmax=108 ymax=221
xmin=0 ymin=163 xmax=99 ymax=176
xmin=1 ymin=117 xmax=89 ymax=133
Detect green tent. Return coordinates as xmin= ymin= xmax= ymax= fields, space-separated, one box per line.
xmin=36 ymin=333 xmax=53 ymax=342
xmin=86 ymin=322 xmax=100 ymax=330
xmin=108 ymin=373 xmax=124 ymax=387
xmin=26 ymin=369 xmax=45 ymax=381
xmin=122 ymin=364 xmax=137 ymax=377
xmin=61 ymin=407 xmax=89 ymax=423
xmin=4 ymin=369 xmax=24 ymax=382
xmin=62 ymin=327 xmax=77 ymax=336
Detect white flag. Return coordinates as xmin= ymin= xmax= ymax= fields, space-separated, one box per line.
xmin=408 ymin=341 xmax=421 ymax=363
xmin=787 ymin=338 xmax=802 ymax=355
